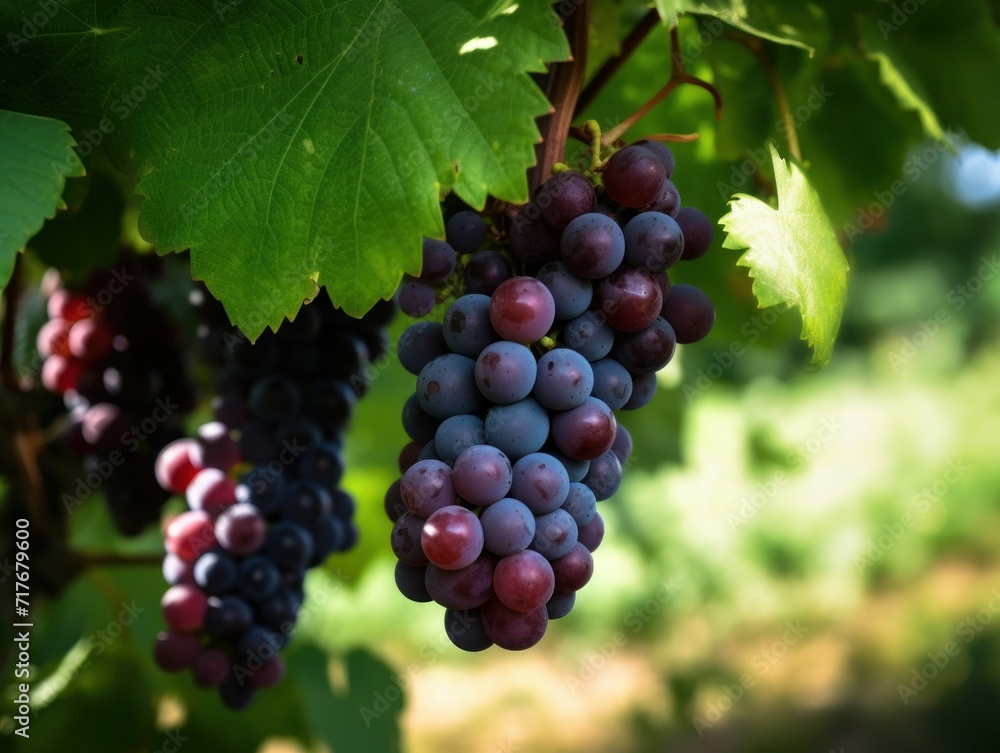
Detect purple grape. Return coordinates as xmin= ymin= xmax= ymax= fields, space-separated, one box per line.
xmin=193 ymin=648 xmax=230 ymax=687
xmin=550 ymin=397 xmax=617 ymax=461
xmin=154 ymin=631 xmax=201 ymax=672
xmin=602 ymin=145 xmax=665 ymax=208
xmin=401 ymin=459 xmax=457 ymax=516
xmin=676 ymin=207 xmax=715 ymax=261
xmin=610 ymin=424 xmax=633 ymax=464
xmin=583 ymin=449 xmax=623 ymax=501
xmin=398 ymin=322 xmax=449 ymax=375
xmin=419 ymin=238 xmax=457 ymax=283
xmin=596 ymin=265 xmax=663 ymax=333
xmin=533 ymin=348 xmax=594 ymax=410
xmin=194 ymin=421 xmax=241 ymax=470
xmin=215 ymin=503 xmax=267 ymax=556
xmin=530 ymin=508 xmax=579 ymax=560
xmin=578 ymin=513 xmax=605 ymax=552
xmin=444 ymin=608 xmax=493 ymax=651
xmin=509 ymin=211 xmax=561 ymax=266
xmin=610 ymin=317 xmax=677 ymax=374
xmin=590 ymin=358 xmax=633 ymax=410
xmin=644 ymin=179 xmax=681 ymax=216
xmin=494 ymin=550 xmax=555 ymax=612
xmin=421 ymin=505 xmax=485 ymax=570
xmin=489 ymin=277 xmax=556 ymax=345
xmin=398 ymin=279 xmax=437 ymax=317
xmin=561 ymin=482 xmax=597 ymax=527
xmin=545 ymin=446 xmax=591 ymax=483
xmin=551 ymin=543 xmax=594 ymax=592
xmin=475 ymin=341 xmax=537 ymax=404
xmin=481 ymin=598 xmax=548 ymax=650
xmin=452 ymin=445 xmax=513 ymax=505
xmin=481 ymin=498 xmax=536 ymax=556
xmin=510 ymin=453 xmax=570 ymax=514
xmin=535 ymin=171 xmax=596 ymax=229
xmin=622 ymin=371 xmax=657 ymax=410
xmin=560 ymin=213 xmax=626 ymax=279
xmin=464 ymin=250 xmax=513 ymax=295
xmin=536 ymin=261 xmax=593 ymax=320
xmin=446 ymin=211 xmax=486 ymax=254
xmin=634 ymin=139 xmax=676 ymax=178
xmin=623 ymin=212 xmax=685 ymax=273
xmin=661 ymin=284 xmax=715 ymax=344
xmin=391 ymin=512 xmax=429 ymax=566
xmin=425 ymin=554 xmax=496 ymax=609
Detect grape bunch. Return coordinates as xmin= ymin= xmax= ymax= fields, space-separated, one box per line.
xmin=36 ymin=255 xmax=196 ymax=534
xmin=387 ymin=139 xmax=715 ymax=651
xmin=152 ymin=288 xmax=395 ymax=709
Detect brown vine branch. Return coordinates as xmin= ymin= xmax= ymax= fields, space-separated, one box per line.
xmin=600 ymin=25 xmax=721 ymax=147
xmin=728 ymin=31 xmax=802 ymax=162
xmin=529 ymin=0 xmax=591 ymax=193
xmin=575 ymin=8 xmax=660 ymax=118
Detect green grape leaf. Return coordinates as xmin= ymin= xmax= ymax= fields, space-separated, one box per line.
xmin=0 ymin=110 xmax=84 ymax=290
xmin=859 ymin=21 xmax=945 ymax=142
xmin=653 ymin=0 xmax=815 ymax=53
xmin=1 ymin=1 xmax=567 ymax=338
xmin=720 ymin=144 xmax=849 ymax=366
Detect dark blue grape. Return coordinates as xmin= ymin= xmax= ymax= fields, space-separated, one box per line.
xmin=533 ymin=348 xmax=594 ymax=410
xmin=306 ymin=379 xmax=356 ymax=431
xmin=238 ymin=557 xmax=281 ymax=601
xmin=510 ymin=453 xmax=570 ymax=514
xmin=395 ymin=562 xmax=432 ymax=602
xmin=590 ymin=358 xmax=633 ymax=410
xmin=481 ymin=498 xmax=536 ymax=556
xmin=281 ymin=481 xmax=333 ymax=526
xmin=623 ymin=212 xmax=684 ymax=273
xmin=464 ymin=250 xmax=513 ymax=295
xmin=264 ymin=521 xmax=314 ymax=569
xmin=299 ymin=443 xmax=344 ymax=488
xmin=402 ymin=393 xmax=441 ymax=445
xmin=398 ymin=322 xmax=450 ymax=376
xmin=434 ymin=414 xmax=486 ymax=465
xmin=475 ymin=341 xmax=537 ymax=404
xmin=398 ymin=279 xmax=436 ymax=317
xmin=420 ymin=238 xmax=457 ymax=283
xmin=446 ymin=211 xmax=486 ymax=254
xmin=204 ymin=595 xmax=254 ymax=639
xmin=561 ymin=311 xmax=615 ymax=362
xmin=535 ymin=171 xmax=596 ymax=229
xmin=622 ymin=371 xmax=657 ymax=410
xmin=676 ymin=207 xmax=714 ymax=261
xmin=416 ymin=353 xmax=486 ymax=419
xmin=484 ymin=398 xmax=550 ymax=461
xmin=530 ymin=509 xmax=579 ymax=560
xmin=442 ymin=294 xmax=497 ymax=358
xmin=310 ymin=516 xmax=347 ymax=565
xmin=582 ymin=449 xmax=623 ymax=501
xmin=236 ymin=472 xmax=285 ymax=518
xmin=444 ymin=608 xmax=493 ymax=651
xmin=536 ymin=261 xmax=593 ymax=320
xmin=561 ymin=482 xmax=597 ymax=527
xmin=560 ymin=213 xmax=626 ymax=279
xmin=249 ymin=376 xmax=301 ymax=424
xmin=546 ymin=590 xmax=576 ymax=619
xmin=194 ymin=550 xmax=238 ymax=594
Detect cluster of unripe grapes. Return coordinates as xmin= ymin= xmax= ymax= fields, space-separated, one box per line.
xmin=151 ymin=289 xmax=395 ymax=709
xmin=388 ymin=139 xmax=715 ymax=651
xmin=35 ymin=257 xmax=195 ymax=534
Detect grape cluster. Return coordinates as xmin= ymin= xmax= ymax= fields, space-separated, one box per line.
xmin=36 ymin=256 xmax=195 ymax=534
xmin=152 ymin=289 xmax=395 ymax=709
xmin=388 ymin=140 xmax=715 ymax=651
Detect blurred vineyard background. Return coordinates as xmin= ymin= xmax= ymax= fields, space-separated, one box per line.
xmin=4 ymin=8 xmax=1000 ymax=753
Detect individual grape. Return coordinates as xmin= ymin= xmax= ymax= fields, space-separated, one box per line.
xmin=442 ymin=294 xmax=497 ymax=357
xmin=68 ymin=318 xmax=113 ymax=360
xmin=274 ymin=415 xmax=322 ymax=452
xmin=264 ymin=521 xmax=314 ymax=569
xmin=401 ymin=459 xmax=457 ymax=516
xmin=166 ymin=510 xmax=217 ymax=563
xmin=480 ymin=598 xmax=548 ymax=651
xmin=489 ymin=277 xmax=556 ymax=344
xmin=550 ymin=397 xmax=617 ymax=461
xmin=535 ymin=171 xmax=596 ymax=229
xmin=484 ymin=398 xmax=550 ymax=461
xmin=421 ymin=506 xmax=484 ymax=570
xmin=434 ymin=414 xmax=486 ymax=465
xmin=281 ymin=481 xmax=333 ymax=526
xmin=561 ymin=483 xmax=597 ymax=527
xmin=675 ymin=207 xmax=714 ymax=260
xmin=395 ymin=562 xmax=432 ymax=602
xmin=530 ymin=509 xmax=578 ymax=560
xmin=193 ymin=422 xmax=241 ymax=471
xmin=444 ymin=608 xmax=493 ymax=651
xmin=249 ymin=376 xmax=301 ymax=424
xmin=236 ymin=473 xmax=285 ymax=518
xmin=578 ymin=513 xmax=605 ymax=552
xmin=561 ymin=311 xmax=615 ymax=362
xmin=257 ymin=590 xmax=300 ymax=632
xmin=306 ymin=378 xmax=356 ymax=429
xmin=330 ymin=487 xmax=356 ymax=516
xmin=36 ymin=318 xmax=71 ymax=358
xmin=622 ymin=371 xmax=657 ymax=410
xmin=193 ymin=550 xmax=238 ymax=594
xmin=47 ymin=289 xmax=92 ymax=322
xmin=384 ymin=480 xmax=407 ymax=522
xmin=418 ymin=442 xmax=441 ymax=462
xmin=41 ymin=355 xmax=82 ymax=393
xmin=203 ymin=595 xmax=254 ymax=639
xmin=156 ymin=439 xmax=203 ymax=494
xmin=193 ymin=648 xmax=231 ymax=687
xmin=398 ymin=322 xmax=450 ymax=376
xmin=551 ymin=544 xmax=594 ymax=592
xmin=546 ymin=447 xmax=591 ymax=483
xmin=661 ymin=284 xmax=716 ymax=344
xmin=532 ymin=348 xmax=593 ymax=411
xmin=634 ymin=139 xmax=676 ymax=178
xmin=464 ymin=250 xmax=513 ymax=295
xmin=509 ymin=211 xmax=562 ymax=266
xmin=80 ymin=403 xmax=130 ymax=451
xmin=402 ymin=393 xmax=441 ymax=445
xmin=416 ymin=353 xmax=485 ymax=419
xmin=237 ymin=625 xmax=285 ymax=660
xmin=452 ymin=445 xmax=513 ymax=506
xmin=163 ymin=553 xmax=195 ymax=585
xmin=216 ymin=503 xmax=268 ymax=558
xmin=546 ymin=590 xmax=576 ymax=620
xmin=425 ymin=554 xmax=496 ymax=609
xmin=154 ymin=631 xmax=201 ymax=672
xmin=510 ymin=453 xmax=570 ymax=514
xmin=161 ymin=584 xmax=208 ymax=632
xmin=596 ymin=266 xmax=663 ymax=333
xmin=536 ymin=261 xmax=593 ymax=320
xmin=644 ymin=178 xmax=681 ymax=216
xmin=610 ymin=424 xmax=633 ymax=464
xmin=602 ymin=145 xmax=665 ymax=208
xmin=398 ymin=279 xmax=437 ymax=317
xmin=391 ymin=512 xmax=430 ymax=566
xmin=237 ymin=556 xmax=281 ymax=601
xmin=494 ymin=550 xmax=555 ymax=612
xmin=419 ymin=238 xmax=458 ymax=283
xmin=249 ymin=655 xmax=287 ymax=688
xmin=481 ymin=498 xmax=536 ymax=556
xmin=398 ymin=441 xmax=423 ymax=473
xmin=623 ymin=212 xmax=685 ymax=273
xmin=300 ymin=443 xmax=345 ymax=488
xmin=590 ymin=358 xmax=633 ymax=410
xmin=310 ymin=517 xmax=348 ymax=564
xmin=583 ymin=450 xmax=623 ymax=501
xmin=475 ymin=341 xmax=537 ymax=404
xmin=560 ymin=213 xmax=626 ymax=279
xmin=611 ymin=317 xmax=677 ymax=374
xmin=446 ymin=211 xmax=486 ymax=254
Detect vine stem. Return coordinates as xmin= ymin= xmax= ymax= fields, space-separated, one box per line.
xmin=2 ymin=253 xmax=23 ymax=391
xmin=600 ymin=26 xmax=722 ymax=148
xmin=729 ymin=32 xmax=802 ymax=162
xmin=529 ymin=0 xmax=591 ymax=193
xmin=575 ymin=8 xmax=660 ymax=117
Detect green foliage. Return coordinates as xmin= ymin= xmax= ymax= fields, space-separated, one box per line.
xmin=720 ymin=144 xmax=848 ymax=365
xmin=653 ymin=0 xmax=816 ymax=51
xmin=0 ymin=110 xmax=84 ymax=290
xmin=2 ymin=0 xmax=567 ymax=338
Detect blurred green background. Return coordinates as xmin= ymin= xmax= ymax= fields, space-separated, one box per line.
xmin=4 ymin=7 xmax=1000 ymax=753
